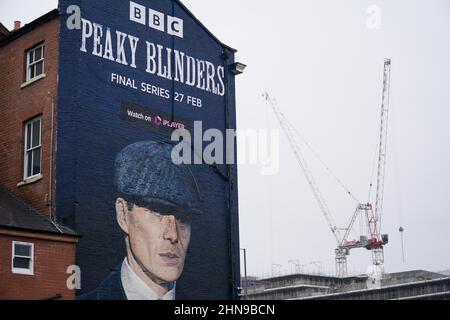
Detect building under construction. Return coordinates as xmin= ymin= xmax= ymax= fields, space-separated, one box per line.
xmin=243 ymin=270 xmax=450 ymax=300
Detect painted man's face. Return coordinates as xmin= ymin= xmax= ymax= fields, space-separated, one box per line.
xmin=120 ymin=202 xmax=192 ymax=284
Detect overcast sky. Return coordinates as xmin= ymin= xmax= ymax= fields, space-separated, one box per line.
xmin=1 ymin=0 xmax=450 ymax=278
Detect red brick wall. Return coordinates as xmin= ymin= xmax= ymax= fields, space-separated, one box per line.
xmin=0 ymin=17 xmax=60 ymax=216
xmin=0 ymin=232 xmax=77 ymax=300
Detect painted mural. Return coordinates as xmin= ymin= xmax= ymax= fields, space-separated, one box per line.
xmin=56 ymin=0 xmax=240 ymax=300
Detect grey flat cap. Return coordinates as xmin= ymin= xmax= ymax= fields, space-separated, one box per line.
xmin=115 ymin=141 xmax=203 ymax=218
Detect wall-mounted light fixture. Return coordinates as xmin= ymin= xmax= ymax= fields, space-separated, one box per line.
xmin=230 ymin=62 xmax=247 ymax=75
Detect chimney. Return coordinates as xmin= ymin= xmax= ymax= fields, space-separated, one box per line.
xmin=14 ymin=21 xmax=21 ymax=31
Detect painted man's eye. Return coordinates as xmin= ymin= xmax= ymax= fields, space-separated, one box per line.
xmin=176 ymin=214 xmax=193 ymax=226
xmin=177 ymin=219 xmax=188 ymax=226
xmin=148 ymin=210 xmax=163 ymax=220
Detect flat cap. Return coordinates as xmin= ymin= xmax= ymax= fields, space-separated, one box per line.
xmin=115 ymin=141 xmax=203 ymax=218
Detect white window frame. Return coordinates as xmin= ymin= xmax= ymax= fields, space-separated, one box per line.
xmin=12 ymin=241 xmax=34 ymax=276
xmin=26 ymin=43 xmax=45 ymax=82
xmin=24 ymin=117 xmax=42 ymax=180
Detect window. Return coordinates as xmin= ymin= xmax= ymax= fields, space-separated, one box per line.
xmin=26 ymin=44 xmax=44 ymax=81
xmin=12 ymin=241 xmax=34 ymax=275
xmin=24 ymin=117 xmax=42 ymax=179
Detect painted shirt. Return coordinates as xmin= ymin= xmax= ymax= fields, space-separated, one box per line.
xmin=121 ymin=258 xmax=176 ymax=300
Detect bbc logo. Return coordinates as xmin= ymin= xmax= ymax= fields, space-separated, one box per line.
xmin=130 ymin=1 xmax=184 ymax=38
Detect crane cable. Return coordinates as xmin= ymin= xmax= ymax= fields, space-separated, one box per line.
xmin=264 ymin=92 xmax=361 ymax=244
xmin=284 ymin=117 xmax=362 ymax=205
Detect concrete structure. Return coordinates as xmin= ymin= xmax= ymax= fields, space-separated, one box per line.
xmin=0 ymin=11 xmax=79 ymax=300
xmin=244 ymin=270 xmax=450 ymax=300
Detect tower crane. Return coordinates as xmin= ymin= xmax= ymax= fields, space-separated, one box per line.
xmin=366 ymin=58 xmax=392 ymax=270
xmin=263 ymin=59 xmax=392 ymax=278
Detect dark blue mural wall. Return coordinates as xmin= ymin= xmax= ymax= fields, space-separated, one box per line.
xmin=56 ymin=0 xmax=240 ymax=299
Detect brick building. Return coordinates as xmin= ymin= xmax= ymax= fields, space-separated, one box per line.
xmin=2 ymin=0 xmax=243 ymax=300
xmin=0 ymin=10 xmax=79 ymax=300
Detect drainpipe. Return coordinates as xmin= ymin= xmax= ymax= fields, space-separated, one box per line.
xmin=48 ymin=91 xmax=63 ymax=234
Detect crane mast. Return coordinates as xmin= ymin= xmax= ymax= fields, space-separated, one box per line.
xmin=368 ymin=59 xmax=392 ymax=268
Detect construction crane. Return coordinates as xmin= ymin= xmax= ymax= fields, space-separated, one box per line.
xmin=366 ymin=58 xmax=392 ymax=270
xmin=263 ymin=92 xmax=361 ymax=277
xmin=263 ymin=59 xmax=392 ymax=278
xmin=361 ymin=59 xmax=392 ymax=288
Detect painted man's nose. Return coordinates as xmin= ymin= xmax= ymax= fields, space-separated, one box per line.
xmin=163 ymin=215 xmax=179 ymax=244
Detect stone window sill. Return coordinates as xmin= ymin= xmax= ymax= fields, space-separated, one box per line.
xmin=20 ymin=73 xmax=46 ymax=89
xmin=17 ymin=174 xmax=43 ymax=187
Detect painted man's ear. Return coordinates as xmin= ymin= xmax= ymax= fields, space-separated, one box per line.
xmin=116 ymin=198 xmax=130 ymax=235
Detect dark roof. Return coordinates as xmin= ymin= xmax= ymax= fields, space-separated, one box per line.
xmin=0 ymin=22 xmax=9 ymax=39
xmin=0 ymin=186 xmax=78 ymax=237
xmin=0 ymin=9 xmax=59 ymax=47
xmin=0 ymin=3 xmax=237 ymax=52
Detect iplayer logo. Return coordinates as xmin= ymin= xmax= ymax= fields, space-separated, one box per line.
xmin=130 ymin=1 xmax=184 ymax=38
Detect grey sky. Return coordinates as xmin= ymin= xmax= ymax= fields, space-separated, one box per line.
xmin=1 ymin=0 xmax=450 ymax=278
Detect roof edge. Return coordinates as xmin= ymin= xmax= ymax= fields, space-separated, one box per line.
xmin=0 ymin=4 xmax=236 ymax=53
xmin=175 ymin=0 xmax=237 ymax=53
xmin=0 ymin=9 xmax=59 ymax=47
xmin=0 ymin=22 xmax=10 ymax=36
xmin=0 ymin=224 xmax=80 ymax=239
